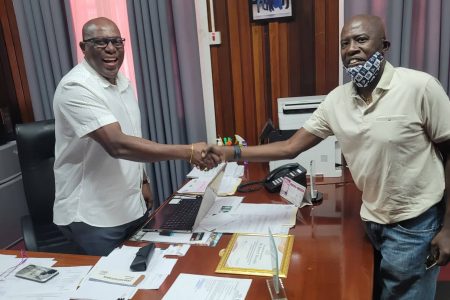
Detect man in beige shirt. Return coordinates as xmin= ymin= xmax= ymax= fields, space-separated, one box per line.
xmin=209 ymin=15 xmax=450 ymax=299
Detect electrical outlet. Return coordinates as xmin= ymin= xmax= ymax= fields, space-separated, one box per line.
xmin=209 ymin=31 xmax=221 ymax=45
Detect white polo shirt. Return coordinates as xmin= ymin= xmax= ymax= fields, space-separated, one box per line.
xmin=53 ymin=60 xmax=146 ymax=227
xmin=304 ymin=62 xmax=450 ymax=224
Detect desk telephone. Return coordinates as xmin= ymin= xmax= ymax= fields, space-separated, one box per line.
xmin=264 ymin=163 xmax=307 ymax=193
xmin=237 ymin=162 xmax=307 ymax=193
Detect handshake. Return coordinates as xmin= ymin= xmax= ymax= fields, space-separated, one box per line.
xmin=189 ymin=142 xmax=233 ymax=170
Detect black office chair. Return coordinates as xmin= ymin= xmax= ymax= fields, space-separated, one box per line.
xmin=16 ymin=120 xmax=78 ymax=253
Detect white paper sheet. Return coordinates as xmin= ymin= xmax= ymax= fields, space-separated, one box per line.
xmin=224 ymin=162 xmax=245 ymax=177
xmin=177 ymin=178 xmax=212 ymax=194
xmin=164 ymin=244 xmax=191 ymax=256
xmin=203 ymin=196 xmax=243 ymax=216
xmin=182 ymin=163 xmax=243 ymax=195
xmin=225 ymin=235 xmax=284 ymax=270
xmin=138 ymin=231 xmax=215 ymax=245
xmin=217 ymin=177 xmax=242 ymax=195
xmin=195 ymin=203 xmax=296 ymax=234
xmin=73 ymin=245 xmax=179 ymax=299
xmin=72 ymin=278 xmax=136 ymax=300
xmin=162 ymin=273 xmax=252 ymax=300
xmin=1 ymin=265 xmax=91 ymax=300
xmin=186 ymin=163 xmax=226 ymax=178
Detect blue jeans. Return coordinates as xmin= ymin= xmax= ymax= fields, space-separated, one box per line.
xmin=364 ymin=201 xmax=444 ymax=300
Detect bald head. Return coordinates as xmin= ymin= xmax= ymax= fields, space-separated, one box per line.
xmin=342 ymin=15 xmax=387 ymax=41
xmin=79 ymin=17 xmax=124 ymax=85
xmin=340 ymin=14 xmax=390 ymax=70
xmin=82 ymin=17 xmax=121 ymax=41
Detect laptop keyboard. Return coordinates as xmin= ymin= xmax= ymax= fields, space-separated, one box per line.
xmin=160 ymin=196 xmax=203 ymax=231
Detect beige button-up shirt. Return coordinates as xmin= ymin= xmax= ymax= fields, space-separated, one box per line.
xmin=304 ymin=62 xmax=450 ymax=224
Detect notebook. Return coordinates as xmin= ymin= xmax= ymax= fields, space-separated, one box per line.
xmin=141 ymin=166 xmax=225 ymax=233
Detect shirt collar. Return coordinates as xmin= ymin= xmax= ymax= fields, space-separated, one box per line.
xmin=81 ymin=59 xmax=130 ymax=92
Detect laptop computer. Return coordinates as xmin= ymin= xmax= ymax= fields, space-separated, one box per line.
xmin=141 ymin=166 xmax=224 ymax=233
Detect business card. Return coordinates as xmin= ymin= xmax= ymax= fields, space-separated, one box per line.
xmin=279 ymin=177 xmax=306 ymax=207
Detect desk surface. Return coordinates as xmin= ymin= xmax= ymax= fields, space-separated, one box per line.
xmin=1 ymin=163 xmax=373 ymax=300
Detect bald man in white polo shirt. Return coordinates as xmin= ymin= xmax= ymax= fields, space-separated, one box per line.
xmin=53 ymin=17 xmax=217 ymax=256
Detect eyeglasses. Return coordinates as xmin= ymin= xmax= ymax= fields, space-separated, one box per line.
xmin=83 ymin=37 xmax=125 ymax=49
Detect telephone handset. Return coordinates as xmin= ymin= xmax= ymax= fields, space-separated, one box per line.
xmin=264 ymin=163 xmax=307 ymax=193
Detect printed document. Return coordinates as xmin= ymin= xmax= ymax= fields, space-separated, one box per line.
xmin=162 ymin=273 xmax=251 ymax=300
xmin=72 ymin=245 xmax=177 ymax=299
xmin=196 ymin=203 xmax=296 ymax=234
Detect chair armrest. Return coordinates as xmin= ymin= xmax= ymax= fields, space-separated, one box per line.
xmin=21 ymin=215 xmax=38 ymax=251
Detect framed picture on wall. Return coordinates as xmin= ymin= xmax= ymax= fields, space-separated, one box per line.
xmin=249 ymin=0 xmax=294 ymax=22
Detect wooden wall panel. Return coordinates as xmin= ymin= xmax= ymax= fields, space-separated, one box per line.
xmin=236 ymin=1 xmax=257 ymax=146
xmin=293 ymin=0 xmax=316 ymax=97
xmin=316 ymin=0 xmax=339 ymax=94
xmin=325 ymin=0 xmax=339 ymax=92
xmin=227 ymin=0 xmax=245 ymax=136
xmin=0 ymin=0 xmax=33 ymax=123
xmin=210 ymin=0 xmax=234 ymax=140
xmin=210 ymin=0 xmax=339 ymax=145
xmin=269 ymin=22 xmax=281 ymax=125
xmin=251 ymin=25 xmax=268 ymax=142
xmin=315 ymin=0 xmax=327 ymax=94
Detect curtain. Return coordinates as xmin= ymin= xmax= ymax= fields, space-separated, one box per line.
xmin=12 ymin=0 xmax=75 ymax=120
xmin=127 ymin=0 xmax=206 ymax=205
xmin=344 ymin=0 xmax=450 ymax=94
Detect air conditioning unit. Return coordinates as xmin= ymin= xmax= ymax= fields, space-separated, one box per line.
xmin=269 ymin=96 xmax=342 ymax=177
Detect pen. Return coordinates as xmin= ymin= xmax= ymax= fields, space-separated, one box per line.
xmin=309 ymin=160 xmax=316 ymax=200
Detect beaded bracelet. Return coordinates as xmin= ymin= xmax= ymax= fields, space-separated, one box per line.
xmin=233 ymin=144 xmax=241 ymax=161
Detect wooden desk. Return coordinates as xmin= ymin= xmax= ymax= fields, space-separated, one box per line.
xmin=1 ymin=163 xmax=373 ymax=300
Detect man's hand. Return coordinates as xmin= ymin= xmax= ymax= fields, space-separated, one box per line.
xmin=190 ymin=142 xmax=221 ymax=170
xmin=204 ymin=145 xmax=232 ymax=162
xmin=431 ymin=226 xmax=450 ymax=266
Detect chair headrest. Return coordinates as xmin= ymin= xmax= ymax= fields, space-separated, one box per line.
xmin=16 ymin=120 xmax=55 ymax=167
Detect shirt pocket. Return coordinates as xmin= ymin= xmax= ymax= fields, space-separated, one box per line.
xmin=375 ymin=115 xmax=407 ymax=122
xmin=371 ymin=115 xmax=408 ymax=144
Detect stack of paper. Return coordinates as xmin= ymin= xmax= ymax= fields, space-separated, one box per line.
xmin=217 ymin=176 xmax=242 ymax=196
xmin=135 ymin=230 xmax=222 ymax=247
xmin=177 ymin=178 xmax=212 ymax=194
xmin=186 ymin=163 xmax=226 ymax=178
xmin=196 ymin=203 xmax=297 ymax=235
xmin=0 ymin=254 xmax=91 ymax=299
xmin=223 ymin=162 xmax=245 ymax=178
xmin=72 ymin=245 xmax=178 ymax=300
xmin=180 ymin=162 xmax=244 ymax=195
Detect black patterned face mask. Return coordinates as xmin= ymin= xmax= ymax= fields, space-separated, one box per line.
xmin=345 ymin=51 xmax=384 ymax=88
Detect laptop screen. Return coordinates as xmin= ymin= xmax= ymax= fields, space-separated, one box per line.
xmin=141 ymin=164 xmax=225 ymax=233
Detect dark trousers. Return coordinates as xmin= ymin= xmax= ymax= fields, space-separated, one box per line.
xmin=59 ymin=213 xmax=148 ymax=256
